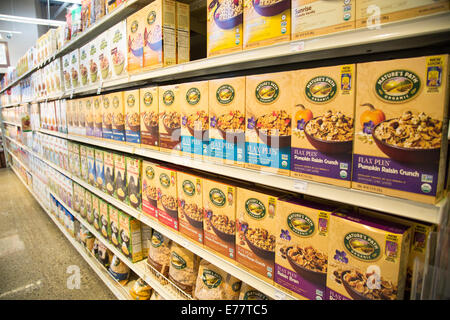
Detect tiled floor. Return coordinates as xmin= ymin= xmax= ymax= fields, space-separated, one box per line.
xmin=0 ymin=168 xmax=115 ymax=300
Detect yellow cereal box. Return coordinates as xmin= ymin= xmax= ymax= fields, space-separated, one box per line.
xmin=143 ymin=0 xmax=177 ymax=70
xmin=142 ymin=160 xmax=159 ymax=220
xmin=72 ymin=98 xmax=79 ymax=135
xmin=102 ymin=93 xmax=114 ymax=140
xmin=176 ymin=1 xmax=190 ymax=64
xmin=109 ymin=205 xmax=121 ymax=249
xmin=208 ymin=76 xmax=246 ymax=166
xmin=291 ymin=64 xmax=356 ymax=188
xmin=355 ymin=0 xmax=449 ymax=29
xmin=236 ymin=186 xmax=284 ymax=283
xmin=99 ymin=198 xmax=110 ymax=240
xmin=245 ymin=71 xmax=293 ymax=176
xmin=352 ymin=55 xmax=449 ymax=204
xmin=78 ymin=98 xmax=86 ymax=136
xmin=155 ymin=164 xmax=179 ymax=231
xmin=207 ymin=0 xmax=243 ymax=57
xmin=85 ymin=96 xmax=94 ymax=136
xmin=159 ymin=84 xmax=181 ymax=153
xmin=104 ymin=151 xmax=115 ymax=196
xmin=124 ymin=89 xmax=141 ymax=145
xmin=180 ymin=80 xmax=209 ymax=159
xmin=140 ymin=86 xmax=159 ymax=149
xmin=177 ymin=171 xmax=204 ymax=244
xmin=119 ymin=210 xmax=143 ymax=262
xmin=111 ymin=91 xmax=126 ymax=142
xmin=243 ymin=0 xmax=291 ymax=50
xmin=127 ymin=8 xmax=144 ymax=73
xmin=275 ymin=197 xmax=336 ymax=300
xmin=93 ymin=95 xmax=103 ymax=138
xmin=203 ymin=177 xmax=237 ymax=261
xmin=326 ymin=210 xmax=411 ymax=300
xmin=114 ymin=153 xmax=127 ymax=203
xmin=125 ymin=156 xmax=142 ymax=210
xmin=292 ymin=0 xmax=355 ymax=40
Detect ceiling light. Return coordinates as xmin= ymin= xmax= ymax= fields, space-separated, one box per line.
xmin=0 ymin=14 xmax=65 ymax=27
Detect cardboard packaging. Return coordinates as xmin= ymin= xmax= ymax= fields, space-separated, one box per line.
xmin=142 ymin=160 xmax=159 ymax=220
xmin=124 ymin=89 xmax=141 ymax=144
xmin=111 ymin=91 xmax=126 ymax=142
xmin=158 ymin=84 xmax=181 ymax=153
xmin=140 ymin=86 xmax=160 ymax=149
xmin=155 ymin=164 xmax=179 ymax=231
xmin=114 ymin=153 xmax=127 ymax=203
xmin=109 ymin=20 xmax=128 ymax=78
xmin=102 ymin=93 xmax=114 ymax=140
xmin=176 ymin=1 xmax=190 ymax=64
xmin=126 ymin=156 xmax=142 ymax=210
xmin=119 ymin=210 xmax=143 ymax=262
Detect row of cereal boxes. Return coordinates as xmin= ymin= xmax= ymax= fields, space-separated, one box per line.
xmin=42 ymin=54 xmax=450 ymax=204
xmin=207 ymin=0 xmax=449 ymax=57
xmin=60 ymin=139 xmax=434 ymax=300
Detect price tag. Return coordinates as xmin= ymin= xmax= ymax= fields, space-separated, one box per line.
xmin=290 ymin=41 xmax=305 ymax=53
xmin=274 ymin=290 xmax=286 ymax=300
xmin=97 ymin=81 xmax=103 ymax=94
xmin=293 ymin=181 xmax=308 ymax=193
xmin=70 ymin=89 xmax=74 ymax=99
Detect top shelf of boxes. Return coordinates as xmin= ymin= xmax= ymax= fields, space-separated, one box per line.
xmin=1 ymin=1 xmax=450 ymax=97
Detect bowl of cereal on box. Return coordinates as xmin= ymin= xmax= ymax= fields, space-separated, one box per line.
xmin=208 ymin=212 xmax=235 ymax=243
xmin=180 ymin=202 xmax=203 ymax=230
xmin=112 ymin=51 xmax=125 ymax=76
xmin=252 ymin=0 xmax=290 ymax=17
xmin=113 ymin=113 xmax=125 ymax=132
xmin=340 ymin=269 xmax=398 ymax=300
xmin=217 ymin=110 xmax=245 ymax=144
xmin=304 ymin=111 xmax=353 ymax=154
xmin=186 ymin=111 xmax=209 ymax=141
xmin=372 ymin=111 xmax=441 ymax=164
xmin=254 ymin=110 xmax=291 ymax=148
xmin=286 ymin=245 xmax=327 ymax=285
xmin=126 ymin=112 xmax=140 ymax=132
xmin=162 ymin=112 xmax=181 ymax=136
xmin=145 ymin=24 xmax=163 ymax=52
xmin=145 ymin=185 xmax=158 ymax=208
xmin=161 ymin=194 xmax=178 ymax=219
xmin=100 ymin=56 xmax=109 ymax=79
xmin=143 ymin=111 xmax=159 ymax=135
xmin=212 ymin=0 xmax=243 ymax=30
xmin=244 ymin=227 xmax=275 ymax=261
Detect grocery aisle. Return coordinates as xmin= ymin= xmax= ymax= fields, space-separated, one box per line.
xmin=0 ymin=168 xmax=115 ymax=300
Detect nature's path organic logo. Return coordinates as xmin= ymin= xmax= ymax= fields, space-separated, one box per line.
xmin=163 ymin=90 xmax=175 ymax=106
xmin=151 ymin=232 xmax=163 ymax=248
xmin=103 ymin=97 xmax=110 ymax=109
xmin=287 ymin=213 xmax=314 ymax=236
xmin=127 ymin=94 xmax=135 ymax=107
xmin=305 ymin=76 xmax=337 ymax=103
xmin=186 ymin=88 xmax=201 ymax=105
xmin=182 ymin=180 xmax=195 ymax=196
xmin=147 ymin=11 xmax=156 ymax=25
xmin=145 ymin=166 xmax=155 ymax=179
xmin=245 ymin=198 xmax=266 ymax=219
xmin=216 ymin=85 xmax=235 ymax=104
xmin=143 ymin=92 xmax=153 ymax=106
xmin=209 ymin=188 xmax=226 ymax=207
xmin=375 ymin=70 xmax=421 ymax=103
xmin=171 ymin=252 xmax=186 ymax=270
xmin=255 ymin=81 xmax=279 ymax=103
xmin=202 ymin=269 xmax=222 ymax=289
xmin=344 ymin=232 xmax=380 ymax=261
xmin=113 ymin=96 xmax=119 ymax=108
xmin=244 ymin=290 xmax=269 ymax=300
xmin=159 ymin=173 xmax=170 ymax=188
xmin=131 ymin=20 xmax=138 ymax=33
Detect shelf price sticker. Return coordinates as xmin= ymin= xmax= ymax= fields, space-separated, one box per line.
xmin=290 ymin=41 xmax=305 ymax=53
xmin=97 ymin=81 xmax=103 ymax=95
xmin=70 ymin=89 xmax=74 ymax=99
xmin=293 ymin=181 xmax=308 ymax=193
xmin=274 ymin=290 xmax=286 ymax=300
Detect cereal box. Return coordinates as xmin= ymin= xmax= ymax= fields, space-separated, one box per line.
xmin=102 ymin=93 xmax=114 ymax=140
xmin=176 ymin=1 xmax=190 ymax=64
xmin=95 ymin=148 xmax=105 ymax=192
xmin=62 ymin=53 xmax=72 ymax=90
xmin=291 ymin=65 xmax=355 ymax=187
xmin=126 ymin=156 xmax=142 ymax=210
xmin=352 ymin=55 xmax=449 ymax=204
xmin=177 ymin=171 xmax=204 ymax=244
xmin=108 ymin=20 xmax=127 ymax=78
xmin=155 ymin=164 xmax=179 ymax=230
xmin=99 ymin=198 xmax=110 ymax=240
xmin=126 ymin=8 xmax=144 ymax=73
xmin=140 ymin=86 xmax=159 ymax=149
xmin=78 ymin=98 xmax=86 ymax=136
xmin=292 ymin=0 xmax=355 ymax=40
xmin=245 ymin=71 xmax=293 ymax=176
xmin=93 ymin=95 xmax=103 ymax=138
xmin=114 ymin=153 xmax=127 ymax=202
xmin=70 ymin=49 xmax=80 ymax=88
xmin=124 ymin=89 xmax=141 ymax=144
xmin=109 ymin=205 xmax=121 ymax=249
xmin=85 ymin=96 xmax=94 ymax=136
xmin=97 ymin=31 xmax=111 ymax=81
xmin=355 ymin=0 xmax=449 ymax=29
xmin=208 ymin=76 xmax=246 ymax=166
xmin=159 ymin=84 xmax=181 ymax=153
xmin=141 ymin=224 xmax=152 ymax=258
xmin=358 ymin=207 xmax=436 ymax=299
xmin=72 ymin=99 xmax=79 ymax=135
xmin=79 ymin=43 xmax=90 ymax=86
xmin=236 ymin=186 xmax=284 ymax=283
xmin=275 ymin=197 xmax=336 ymax=300
xmin=73 ymin=182 xmax=82 ymax=213
xmin=142 ymin=0 xmax=177 ymax=70
xmin=243 ymin=0 xmax=290 ymax=50
xmin=72 ymin=143 xmax=81 ymax=178
xmin=180 ymin=80 xmax=209 ymax=159
xmin=104 ymin=151 xmax=115 ymax=196
xmin=87 ymin=146 xmax=96 ymax=186
xmin=88 ymin=38 xmax=99 ymax=84
xmin=111 ymin=91 xmax=126 ymax=142
xmin=92 ymin=193 xmax=101 ymax=231
xmin=85 ymin=190 xmax=93 ymax=223
xmin=142 ymin=160 xmax=159 ymax=219
xmin=206 ymin=0 xmax=243 ymax=57
xmin=80 ymin=145 xmax=88 ymax=182
xmin=119 ymin=210 xmax=143 ymax=262
xmin=326 ymin=210 xmax=411 ymax=300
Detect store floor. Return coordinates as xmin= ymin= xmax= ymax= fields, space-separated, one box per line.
xmin=0 ymin=168 xmax=115 ymax=300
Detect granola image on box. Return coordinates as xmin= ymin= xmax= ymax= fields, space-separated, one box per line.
xmin=140 ymin=86 xmax=159 ymax=149
xmin=111 ymin=91 xmax=126 ymax=142
xmin=109 ymin=20 xmax=127 ymax=77
xmin=352 ymin=55 xmax=449 ymax=204
xmin=208 ymin=76 xmax=246 ymax=166
xmin=155 ymin=164 xmax=179 ymax=231
xmin=104 ymin=151 xmax=115 ymax=196
xmin=88 ymin=38 xmax=99 ymax=84
xmin=85 ymin=97 xmax=94 ymax=136
xmin=127 ymin=9 xmax=144 ymax=73
xmin=95 ymin=148 xmax=105 ymax=192
xmin=124 ymin=89 xmax=141 ymax=144
xmin=114 ymin=153 xmax=127 ymax=203
xmin=326 ymin=210 xmax=411 ymax=300
xmin=93 ymin=95 xmax=103 ymax=138
xmin=142 ymin=160 xmax=159 ymax=219
xmin=158 ymin=84 xmax=181 ymax=153
xmin=291 ymin=65 xmax=355 ymax=187
xmin=102 ymin=93 xmax=114 ymax=140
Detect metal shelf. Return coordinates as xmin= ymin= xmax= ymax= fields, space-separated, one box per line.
xmin=2 ymin=121 xmax=21 ymax=127
xmin=37 ymin=129 xmax=447 ymax=225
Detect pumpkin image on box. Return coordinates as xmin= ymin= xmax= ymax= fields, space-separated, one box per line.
xmin=352 ymin=55 xmax=449 ymax=204
xmin=291 ymin=65 xmax=355 ymax=188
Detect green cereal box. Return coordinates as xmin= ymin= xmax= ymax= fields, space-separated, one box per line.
xmin=114 ymin=153 xmax=127 ymax=202
xmin=118 ymin=210 xmax=143 ymax=262
xmin=126 ymin=156 xmax=142 ymax=210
